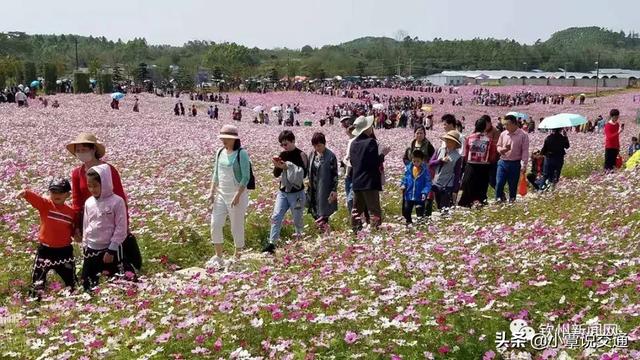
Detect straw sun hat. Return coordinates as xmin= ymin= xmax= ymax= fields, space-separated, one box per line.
xmin=440 ymin=130 xmax=462 ymax=148
xmin=66 ymin=133 xmax=106 ymax=158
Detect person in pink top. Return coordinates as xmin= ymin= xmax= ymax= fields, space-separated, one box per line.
xmin=495 ymin=115 xmax=530 ymax=202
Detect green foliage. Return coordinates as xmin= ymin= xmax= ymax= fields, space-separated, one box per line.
xmin=175 ymin=66 xmax=194 ymax=90
xmin=135 ymin=62 xmax=149 ymax=84
xmin=98 ymin=73 xmax=113 ymax=93
xmin=23 ymin=61 xmax=36 ymax=83
xmin=269 ymin=67 xmax=279 ymax=82
xmin=211 ymin=66 xmax=222 ymax=80
xmin=73 ymin=72 xmax=91 ymax=93
xmin=112 ymin=66 xmax=124 ymax=83
xmin=87 ymin=57 xmax=101 ymax=79
xmin=43 ymin=63 xmax=57 ymax=94
xmin=204 ymin=42 xmax=259 ymax=79
xmin=1 ymin=27 xmax=640 ymax=83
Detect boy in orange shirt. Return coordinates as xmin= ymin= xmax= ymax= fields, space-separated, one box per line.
xmin=17 ymin=178 xmax=77 ymax=298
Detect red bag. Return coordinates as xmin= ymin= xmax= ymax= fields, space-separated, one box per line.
xmin=518 ymin=173 xmax=528 ymax=196
xmin=615 ymin=155 xmax=623 ymax=169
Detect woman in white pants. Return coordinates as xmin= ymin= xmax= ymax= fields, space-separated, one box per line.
xmin=207 ymin=125 xmax=251 ymax=268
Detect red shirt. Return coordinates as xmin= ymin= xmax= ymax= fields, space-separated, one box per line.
xmin=71 ymin=163 xmax=129 ymax=223
xmin=24 ymin=190 xmax=76 ymax=248
xmin=604 ymin=121 xmax=620 ymax=149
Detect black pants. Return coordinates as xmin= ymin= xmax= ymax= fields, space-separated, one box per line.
xmin=402 ymin=199 xmax=426 ymax=224
xmin=458 ymin=163 xmax=490 ymax=207
xmin=432 ymin=185 xmax=454 ymax=210
xmin=544 ymin=156 xmax=564 ymax=184
xmin=352 ymin=190 xmax=382 ymax=232
xmin=31 ymin=245 xmax=76 ymax=295
xmin=81 ymin=247 xmax=123 ymax=291
xmin=604 ymin=148 xmax=619 ymax=171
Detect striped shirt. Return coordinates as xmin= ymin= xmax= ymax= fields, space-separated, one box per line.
xmin=24 ymin=190 xmax=76 ymax=248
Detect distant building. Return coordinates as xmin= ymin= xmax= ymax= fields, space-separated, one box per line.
xmin=423 ymin=69 xmax=640 ymax=87
xmin=425 ymin=72 xmax=468 ymax=86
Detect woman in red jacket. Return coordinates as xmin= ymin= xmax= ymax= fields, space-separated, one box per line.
xmin=66 ymin=133 xmax=129 ymax=237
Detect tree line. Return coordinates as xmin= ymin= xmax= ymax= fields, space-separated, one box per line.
xmin=2 ymin=26 xmax=640 ymax=90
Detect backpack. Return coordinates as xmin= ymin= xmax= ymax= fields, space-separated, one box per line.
xmin=216 ymin=148 xmax=256 ymax=190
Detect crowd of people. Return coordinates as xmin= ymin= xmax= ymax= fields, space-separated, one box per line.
xmin=13 ymin=98 xmax=634 ymax=300
xmin=6 ymin=76 xmax=636 ymax=300
xmin=471 ymin=88 xmax=587 ymax=107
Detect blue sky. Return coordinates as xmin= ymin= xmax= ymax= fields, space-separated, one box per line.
xmin=2 ymin=0 xmax=637 ymax=48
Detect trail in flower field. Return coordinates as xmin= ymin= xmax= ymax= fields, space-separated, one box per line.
xmin=0 ymin=88 xmax=639 ymax=359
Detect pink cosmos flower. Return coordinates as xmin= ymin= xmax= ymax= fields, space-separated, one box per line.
xmin=483 ymin=350 xmax=496 ymax=360
xmin=272 ymin=309 xmax=284 ymax=321
xmin=344 ymin=331 xmax=358 ymax=344
xmin=155 ymin=332 xmax=171 ymax=343
xmin=213 ymin=337 xmax=223 ymax=352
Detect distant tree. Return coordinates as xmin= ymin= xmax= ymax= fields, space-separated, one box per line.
xmin=301 ymin=45 xmax=313 ymax=56
xmin=88 ymin=58 xmax=102 ymax=80
xmin=135 ymin=62 xmax=149 ymax=84
xmin=356 ymin=61 xmax=366 ymax=77
xmin=99 ymin=73 xmax=113 ymax=93
xmin=394 ymin=30 xmax=408 ymax=42
xmin=43 ymin=63 xmax=57 ymax=94
xmin=175 ymin=66 xmax=194 ymax=90
xmin=211 ymin=66 xmax=223 ymax=80
xmin=112 ymin=66 xmax=124 ymax=83
xmin=74 ymin=72 xmax=91 ymax=93
xmin=269 ymin=67 xmax=279 ymax=82
xmin=24 ymin=61 xmax=37 ymax=83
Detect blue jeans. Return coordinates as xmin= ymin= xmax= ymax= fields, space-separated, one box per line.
xmin=495 ymin=160 xmax=521 ymax=201
xmin=345 ymin=177 xmax=353 ymax=215
xmin=543 ymin=156 xmax=564 ymax=184
xmin=269 ymin=190 xmax=305 ymax=243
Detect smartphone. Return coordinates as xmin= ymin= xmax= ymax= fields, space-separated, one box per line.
xmin=621 ymin=123 xmax=625 ymax=130
xmin=272 ymin=156 xmax=282 ymax=162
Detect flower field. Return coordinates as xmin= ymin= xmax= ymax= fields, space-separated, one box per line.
xmin=1 ymin=88 xmax=640 ymax=359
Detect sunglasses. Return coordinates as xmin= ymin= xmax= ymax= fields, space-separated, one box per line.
xmin=280 ymin=142 xmax=288 ymax=148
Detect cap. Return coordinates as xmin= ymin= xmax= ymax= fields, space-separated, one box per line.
xmin=48 ymin=178 xmax=71 ymax=193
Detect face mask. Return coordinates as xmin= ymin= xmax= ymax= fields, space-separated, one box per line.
xmin=76 ymin=152 xmax=94 ymax=163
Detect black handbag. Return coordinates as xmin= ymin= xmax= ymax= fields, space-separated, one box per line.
xmin=122 ymin=233 xmax=142 ymax=271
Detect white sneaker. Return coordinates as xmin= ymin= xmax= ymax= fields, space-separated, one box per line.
xmin=205 ymin=256 xmax=225 ymax=269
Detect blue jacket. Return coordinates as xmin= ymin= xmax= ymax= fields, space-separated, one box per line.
xmin=400 ymin=163 xmax=432 ymax=202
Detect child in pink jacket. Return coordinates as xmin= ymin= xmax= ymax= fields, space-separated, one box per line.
xmin=81 ymin=164 xmax=127 ymax=291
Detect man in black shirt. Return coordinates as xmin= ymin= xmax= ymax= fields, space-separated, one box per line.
xmin=540 ymin=128 xmax=570 ymax=185
xmin=263 ymin=130 xmax=308 ymax=254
